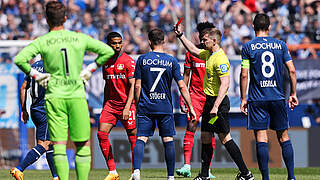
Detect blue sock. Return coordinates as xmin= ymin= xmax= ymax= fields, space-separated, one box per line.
xmin=280 ymin=140 xmax=295 ymax=180
xmin=256 ymin=142 xmax=269 ymax=180
xmin=17 ymin=144 xmax=46 ymax=171
xmin=46 ymin=144 xmax=58 ymax=178
xmin=133 ymin=139 xmax=145 ymax=170
xmin=164 ymin=141 xmax=175 ymax=177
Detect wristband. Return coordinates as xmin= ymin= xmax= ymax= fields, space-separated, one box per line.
xmin=176 ymin=32 xmax=183 ymax=38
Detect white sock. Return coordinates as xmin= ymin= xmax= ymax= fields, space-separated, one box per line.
xmin=133 ymin=169 xmax=140 ymax=180
xmin=168 ymin=176 xmax=174 ymax=180
xmin=109 ymin=170 xmax=117 ymax=174
xmin=184 ymin=164 xmax=191 ymax=170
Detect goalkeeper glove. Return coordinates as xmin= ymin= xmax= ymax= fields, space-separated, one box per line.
xmin=29 ymin=68 xmax=51 ymax=89
xmin=80 ymin=62 xmax=99 ymax=86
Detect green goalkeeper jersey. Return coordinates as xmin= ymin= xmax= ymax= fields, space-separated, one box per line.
xmin=15 ymin=30 xmax=114 ymax=99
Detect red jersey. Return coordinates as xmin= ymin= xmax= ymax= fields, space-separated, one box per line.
xmin=102 ymin=52 xmax=135 ymax=107
xmin=184 ymin=51 xmax=206 ymax=98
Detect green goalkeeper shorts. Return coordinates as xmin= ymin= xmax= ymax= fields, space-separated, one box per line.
xmin=45 ymin=98 xmax=90 ymax=142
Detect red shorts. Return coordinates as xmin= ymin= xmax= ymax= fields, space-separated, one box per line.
xmin=99 ymin=102 xmax=136 ymax=130
xmin=188 ymin=94 xmax=206 ymax=122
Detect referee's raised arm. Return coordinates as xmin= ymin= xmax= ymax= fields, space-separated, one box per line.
xmin=174 ymin=23 xmax=200 ymax=58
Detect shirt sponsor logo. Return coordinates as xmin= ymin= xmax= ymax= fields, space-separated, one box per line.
xmin=143 ymin=58 xmax=172 ymax=67
xmin=104 ymin=65 xmax=114 ymax=68
xmin=105 ymin=74 xmax=126 ymax=79
xmin=193 ymin=62 xmax=205 ymax=68
xmin=250 ymin=42 xmax=282 ymax=50
xmin=117 ymin=64 xmax=124 ymax=70
xmin=46 ymin=36 xmax=79 ymax=46
xmin=220 ymin=64 xmax=228 ymax=73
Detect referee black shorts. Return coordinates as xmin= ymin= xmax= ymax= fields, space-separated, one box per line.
xmin=201 ymin=95 xmax=230 ymax=134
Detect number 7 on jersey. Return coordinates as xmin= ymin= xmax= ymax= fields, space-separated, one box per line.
xmin=150 ymin=67 xmax=166 ymax=92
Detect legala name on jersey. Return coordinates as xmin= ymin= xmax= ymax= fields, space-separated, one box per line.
xmin=260 ymin=80 xmax=277 ymax=87
xmin=251 ymin=43 xmax=282 ymax=51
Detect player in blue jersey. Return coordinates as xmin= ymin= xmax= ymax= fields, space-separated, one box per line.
xmin=10 ymin=60 xmax=58 ymax=180
xmin=240 ymin=13 xmax=298 ymax=180
xmin=132 ymin=29 xmax=196 ymax=180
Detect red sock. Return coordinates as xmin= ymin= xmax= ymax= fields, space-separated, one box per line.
xmin=184 ymin=131 xmax=195 ymax=165
xmin=128 ymin=135 xmax=137 ymax=172
xmin=209 ymin=136 xmax=216 ymax=169
xmin=97 ymin=131 xmax=116 ymax=171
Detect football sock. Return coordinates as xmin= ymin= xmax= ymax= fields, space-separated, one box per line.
xmin=210 ymin=137 xmax=216 ymax=169
xmin=46 ymin=144 xmax=58 ymax=178
xmin=75 ymin=145 xmax=91 ymax=180
xmin=200 ymin=143 xmax=213 ymax=177
xmin=183 ymin=131 xmax=194 ymax=165
xmin=280 ymin=140 xmax=295 ymax=179
xmin=109 ymin=170 xmax=117 ymax=174
xmin=164 ymin=141 xmax=175 ymax=177
xmin=128 ymin=135 xmax=137 ymax=172
xmin=133 ymin=139 xmax=145 ymax=170
xmin=224 ymin=139 xmax=249 ymax=175
xmin=53 ymin=144 xmax=69 ymax=180
xmin=97 ymin=131 xmax=116 ymax=171
xmin=17 ymin=144 xmax=46 ymax=171
xmin=256 ymin=142 xmax=269 ymax=180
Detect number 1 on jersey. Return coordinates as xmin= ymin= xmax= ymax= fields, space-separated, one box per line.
xmin=150 ymin=67 xmax=166 ymax=92
xmin=61 ymin=48 xmax=69 ymax=76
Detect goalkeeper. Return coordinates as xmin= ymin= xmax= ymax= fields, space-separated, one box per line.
xmin=14 ymin=1 xmax=114 ymax=180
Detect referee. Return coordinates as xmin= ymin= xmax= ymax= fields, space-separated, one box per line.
xmin=174 ymin=25 xmax=254 ymax=180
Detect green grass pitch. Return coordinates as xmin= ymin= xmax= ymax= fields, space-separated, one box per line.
xmin=3 ymin=168 xmax=320 ymax=180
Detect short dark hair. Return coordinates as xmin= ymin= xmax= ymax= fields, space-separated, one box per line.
xmin=200 ymin=28 xmax=222 ymax=44
xmin=253 ymin=13 xmax=270 ymax=32
xmin=196 ymin=22 xmax=215 ymax=33
xmin=148 ymin=28 xmax=164 ymax=45
xmin=45 ymin=1 xmax=66 ymax=27
xmin=106 ymin=32 xmax=122 ymax=43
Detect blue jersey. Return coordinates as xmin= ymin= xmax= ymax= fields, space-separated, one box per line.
xmin=24 ymin=60 xmax=46 ymax=113
xmin=134 ymin=52 xmax=183 ymax=114
xmin=241 ymin=37 xmax=292 ymax=101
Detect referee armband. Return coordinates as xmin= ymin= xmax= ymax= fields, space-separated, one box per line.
xmin=241 ymin=59 xmax=250 ymax=69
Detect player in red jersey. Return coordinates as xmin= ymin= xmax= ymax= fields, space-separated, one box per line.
xmin=97 ymin=32 xmax=136 ymax=180
xmin=176 ymin=22 xmax=217 ymax=178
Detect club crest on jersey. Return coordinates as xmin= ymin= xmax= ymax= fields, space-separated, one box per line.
xmin=220 ymin=64 xmax=228 ymax=73
xmin=117 ymin=64 xmax=124 ymax=70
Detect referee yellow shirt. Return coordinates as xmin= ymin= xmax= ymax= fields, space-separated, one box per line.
xmin=199 ymin=48 xmax=230 ymax=97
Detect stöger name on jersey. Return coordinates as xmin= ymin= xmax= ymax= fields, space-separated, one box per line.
xmin=149 ymin=92 xmax=166 ymax=100
xmin=260 ymin=80 xmax=277 ymax=87
xmin=251 ymin=43 xmax=282 ymax=50
xmin=143 ymin=58 xmax=172 ymax=67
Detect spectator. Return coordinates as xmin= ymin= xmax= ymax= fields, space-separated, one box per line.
xmin=0 ymin=0 xmax=318 ymax=58
xmin=296 ymin=36 xmax=318 ymax=60
xmin=231 ymin=14 xmax=251 ymax=47
xmin=32 ymin=8 xmax=48 ymax=38
xmin=4 ymin=0 xmax=19 ymax=16
xmin=80 ymin=12 xmax=99 ymax=39
xmin=286 ymin=21 xmax=305 ymax=45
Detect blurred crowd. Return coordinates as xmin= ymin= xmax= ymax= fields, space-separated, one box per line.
xmin=0 ymin=0 xmax=320 ymax=60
